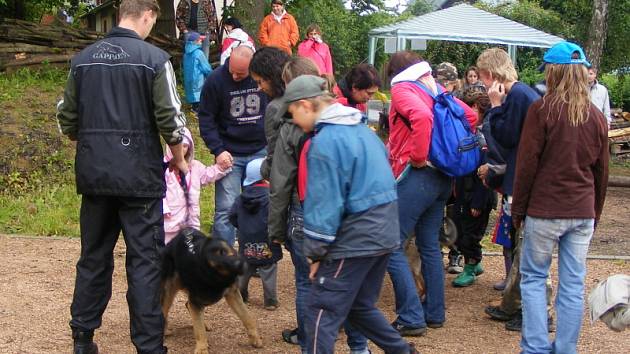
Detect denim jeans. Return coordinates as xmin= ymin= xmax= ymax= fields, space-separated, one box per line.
xmin=212 ymin=149 xmax=266 ymax=246
xmin=394 ymin=167 xmax=451 ymax=324
xmin=520 ymin=217 xmax=594 ymax=354
xmin=387 ymin=249 xmax=426 ymax=328
xmin=285 ymin=205 xmax=368 ymax=354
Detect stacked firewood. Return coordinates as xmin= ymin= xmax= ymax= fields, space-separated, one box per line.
xmin=0 ymin=18 xmax=184 ymax=71
xmin=609 ymin=109 xmax=630 ymax=157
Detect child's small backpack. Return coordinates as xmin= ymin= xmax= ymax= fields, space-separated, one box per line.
xmin=397 ymin=81 xmax=481 ymax=177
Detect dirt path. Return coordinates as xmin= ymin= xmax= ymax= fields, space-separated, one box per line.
xmin=0 ymin=235 xmax=628 ymax=354
xmin=591 ymin=187 xmax=630 ymax=256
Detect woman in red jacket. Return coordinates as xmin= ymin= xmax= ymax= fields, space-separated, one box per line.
xmin=387 ymin=53 xmax=477 ymax=330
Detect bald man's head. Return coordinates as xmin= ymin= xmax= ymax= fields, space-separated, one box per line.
xmin=229 ymin=46 xmax=255 ymax=82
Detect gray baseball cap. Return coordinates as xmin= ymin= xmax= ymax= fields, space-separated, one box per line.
xmin=283 ymin=75 xmax=328 ymax=104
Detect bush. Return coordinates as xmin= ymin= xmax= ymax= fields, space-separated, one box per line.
xmin=600 ymin=74 xmax=630 ymax=111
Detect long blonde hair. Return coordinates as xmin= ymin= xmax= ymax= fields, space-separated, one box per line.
xmin=543 ymin=63 xmax=590 ymax=126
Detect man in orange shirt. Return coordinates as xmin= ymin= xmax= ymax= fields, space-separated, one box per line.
xmin=258 ymin=0 xmax=299 ymax=55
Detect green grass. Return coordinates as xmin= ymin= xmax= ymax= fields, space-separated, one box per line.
xmin=0 ymin=66 xmax=68 ymax=103
xmin=0 ymin=184 xmax=81 ymax=236
xmin=0 ymin=66 xmax=219 ymax=237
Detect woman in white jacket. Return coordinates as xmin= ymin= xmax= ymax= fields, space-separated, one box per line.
xmin=220 ymin=17 xmax=255 ymax=65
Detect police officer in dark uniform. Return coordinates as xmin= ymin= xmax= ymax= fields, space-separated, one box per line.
xmin=56 ymin=1 xmax=188 ymax=353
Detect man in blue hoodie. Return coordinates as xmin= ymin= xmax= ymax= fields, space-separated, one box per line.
xmin=285 ymin=75 xmax=417 ymax=354
xmin=198 ymin=45 xmax=268 ymax=246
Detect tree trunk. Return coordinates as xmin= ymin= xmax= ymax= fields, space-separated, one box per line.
xmin=584 ymin=0 xmax=609 ymax=72
xmin=232 ymin=0 xmax=267 ymax=43
xmin=9 ymin=0 xmax=26 ymax=20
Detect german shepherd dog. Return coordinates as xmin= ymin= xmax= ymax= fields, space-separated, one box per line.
xmin=404 ymin=213 xmax=458 ymax=300
xmin=161 ymin=228 xmax=263 ymax=353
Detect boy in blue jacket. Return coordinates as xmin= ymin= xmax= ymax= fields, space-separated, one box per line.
xmin=183 ymin=31 xmax=212 ymax=113
xmin=285 ymin=75 xmax=417 ymax=354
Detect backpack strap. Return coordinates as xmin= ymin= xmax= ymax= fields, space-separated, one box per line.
xmin=406 ymin=80 xmax=443 ymax=99
xmin=390 ymin=80 xmax=441 ymax=131
xmin=393 ymin=112 xmax=412 ymax=130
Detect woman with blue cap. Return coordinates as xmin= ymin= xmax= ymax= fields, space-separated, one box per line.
xmin=511 ymin=41 xmax=609 ymax=354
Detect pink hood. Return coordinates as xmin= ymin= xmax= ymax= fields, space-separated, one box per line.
xmin=163 ymin=128 xmax=228 ymax=243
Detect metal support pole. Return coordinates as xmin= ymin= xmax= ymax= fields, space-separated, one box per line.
xmin=508 ymin=45 xmax=517 ymax=65
xmin=397 ymin=36 xmax=407 ymax=51
xmin=368 ymin=36 xmax=376 ymax=65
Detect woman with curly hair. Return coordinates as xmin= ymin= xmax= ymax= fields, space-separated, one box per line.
xmin=248 ymin=46 xmax=291 ymax=179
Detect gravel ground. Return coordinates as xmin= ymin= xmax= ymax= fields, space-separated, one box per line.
xmin=591 ymin=187 xmax=630 ymax=256
xmin=0 ymin=235 xmax=628 ymax=354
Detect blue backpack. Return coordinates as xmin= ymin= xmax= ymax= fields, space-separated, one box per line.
xmin=398 ymin=81 xmax=480 ymax=177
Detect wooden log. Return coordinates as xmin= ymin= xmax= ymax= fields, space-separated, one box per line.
xmin=0 ymin=18 xmax=185 ymax=71
xmin=609 ymin=127 xmax=630 ymax=139
xmin=609 ymin=175 xmax=630 ymax=188
xmin=1 ymin=54 xmax=73 ymax=68
xmin=611 ymin=121 xmax=630 ymax=130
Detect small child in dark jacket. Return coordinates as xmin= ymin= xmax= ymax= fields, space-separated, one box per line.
xmin=451 ymin=87 xmax=497 ymax=288
xmin=229 ymin=158 xmax=282 ymax=310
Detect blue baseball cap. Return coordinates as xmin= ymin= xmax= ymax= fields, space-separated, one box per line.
xmin=539 ymin=41 xmax=591 ymax=72
xmin=187 ymin=31 xmax=206 ymax=42
xmin=243 ymin=158 xmax=265 ymax=187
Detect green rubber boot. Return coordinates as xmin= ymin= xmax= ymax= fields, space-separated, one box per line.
xmin=473 ymin=262 xmax=484 ymax=275
xmin=452 ymin=264 xmax=477 ymax=287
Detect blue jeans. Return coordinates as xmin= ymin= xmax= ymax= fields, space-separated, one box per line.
xmin=285 ymin=205 xmax=368 ymax=354
xmin=394 ymin=167 xmax=451 ymax=324
xmin=520 ymin=217 xmax=594 ymax=354
xmin=387 ymin=249 xmax=426 ymax=328
xmin=212 ymin=149 xmax=266 ymax=246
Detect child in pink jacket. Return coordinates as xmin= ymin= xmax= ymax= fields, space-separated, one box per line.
xmin=163 ymin=127 xmax=230 ymax=244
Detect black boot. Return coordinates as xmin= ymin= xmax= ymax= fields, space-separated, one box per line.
xmin=72 ymin=328 xmax=98 ymax=354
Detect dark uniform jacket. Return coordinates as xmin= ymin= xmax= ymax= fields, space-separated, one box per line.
xmin=57 ymin=27 xmax=186 ymax=198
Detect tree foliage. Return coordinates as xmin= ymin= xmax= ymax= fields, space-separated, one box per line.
xmin=1 ymin=0 xmax=66 ymax=21
xmin=403 ymin=0 xmax=433 ymax=16
xmin=287 ymin=0 xmax=398 ymax=75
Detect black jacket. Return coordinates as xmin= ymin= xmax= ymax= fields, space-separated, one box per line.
xmin=229 ymin=184 xmax=282 ymax=266
xmin=57 ymin=27 xmax=186 ymax=197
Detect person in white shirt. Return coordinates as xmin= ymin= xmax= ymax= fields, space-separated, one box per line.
xmin=588 ymin=67 xmax=611 ymax=126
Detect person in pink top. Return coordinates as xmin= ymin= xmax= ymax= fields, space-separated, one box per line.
xmin=297 ymin=24 xmax=333 ymax=75
xmin=163 ymin=127 xmax=231 ymax=244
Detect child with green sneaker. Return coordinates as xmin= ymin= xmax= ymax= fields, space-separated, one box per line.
xmin=451 ymin=86 xmax=497 ymax=287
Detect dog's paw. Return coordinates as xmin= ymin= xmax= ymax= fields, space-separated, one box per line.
xmin=249 ymin=335 xmax=263 ymax=348
xmin=193 ymin=347 xmax=209 ymax=354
